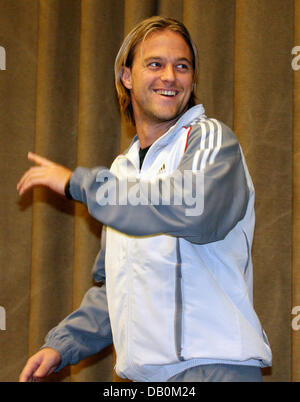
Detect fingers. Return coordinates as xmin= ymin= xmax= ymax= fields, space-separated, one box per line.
xmin=19 ymin=357 xmax=42 ymax=382
xmin=16 ymin=152 xmax=55 ymax=195
xmin=17 ymin=166 xmax=48 ymax=195
xmin=33 ymin=360 xmax=56 ymax=380
xmin=19 ymin=359 xmax=54 ymax=382
xmin=27 ymin=152 xmax=54 ymax=167
xmin=19 ymin=348 xmax=61 ymax=382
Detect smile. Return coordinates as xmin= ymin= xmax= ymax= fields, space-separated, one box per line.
xmin=153 ymin=89 xmax=179 ymax=97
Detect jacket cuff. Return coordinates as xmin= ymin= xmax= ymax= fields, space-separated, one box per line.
xmin=68 ymin=167 xmax=91 ymax=203
xmin=40 ymin=338 xmax=74 ymax=373
xmin=64 ymin=180 xmax=73 ymax=200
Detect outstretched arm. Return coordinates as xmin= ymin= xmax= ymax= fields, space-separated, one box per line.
xmin=17 ymin=120 xmax=250 ymax=245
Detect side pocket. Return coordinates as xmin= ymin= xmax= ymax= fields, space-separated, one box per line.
xmin=242 ymin=229 xmax=250 ymax=275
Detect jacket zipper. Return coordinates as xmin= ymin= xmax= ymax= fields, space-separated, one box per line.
xmin=175 ymin=237 xmax=184 ymax=361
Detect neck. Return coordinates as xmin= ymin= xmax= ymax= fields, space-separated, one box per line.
xmin=135 ymin=116 xmax=180 ymax=149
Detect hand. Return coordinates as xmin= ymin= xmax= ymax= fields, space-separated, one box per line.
xmin=17 ymin=152 xmax=73 ymax=197
xmin=19 ymin=347 xmax=62 ymax=382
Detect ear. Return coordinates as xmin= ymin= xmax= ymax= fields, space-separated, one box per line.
xmin=121 ymin=66 xmax=133 ymax=90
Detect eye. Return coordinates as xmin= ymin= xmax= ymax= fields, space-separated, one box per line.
xmin=147 ymin=61 xmax=162 ymax=69
xmin=176 ymin=63 xmax=189 ymax=71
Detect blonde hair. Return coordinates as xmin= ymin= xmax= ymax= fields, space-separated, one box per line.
xmin=114 ymin=16 xmax=199 ymax=126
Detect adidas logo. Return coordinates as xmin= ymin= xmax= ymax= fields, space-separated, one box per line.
xmin=158 ymin=163 xmax=166 ymax=174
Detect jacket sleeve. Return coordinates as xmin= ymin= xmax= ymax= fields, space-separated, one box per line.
xmin=41 ymin=227 xmax=112 ymax=371
xmin=68 ymin=120 xmax=249 ymax=244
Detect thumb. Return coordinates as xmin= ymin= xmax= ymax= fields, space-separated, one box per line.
xmin=34 ymin=360 xmax=56 ymax=379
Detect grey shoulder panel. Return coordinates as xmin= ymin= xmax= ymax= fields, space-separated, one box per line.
xmin=180 ymin=118 xmax=240 ymax=170
xmin=176 ymin=119 xmax=249 ymax=242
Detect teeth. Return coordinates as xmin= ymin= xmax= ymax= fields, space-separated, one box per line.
xmin=155 ymin=89 xmax=177 ymax=96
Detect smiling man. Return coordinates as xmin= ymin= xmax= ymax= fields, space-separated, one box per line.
xmin=121 ymin=28 xmax=194 ymax=146
xmin=18 ymin=16 xmax=272 ymax=382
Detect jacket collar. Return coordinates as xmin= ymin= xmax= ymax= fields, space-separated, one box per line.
xmin=126 ymin=104 xmax=206 ymax=157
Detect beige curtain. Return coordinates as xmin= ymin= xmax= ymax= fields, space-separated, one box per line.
xmin=0 ymin=0 xmax=297 ymax=382
xmin=293 ymin=0 xmax=300 ymax=383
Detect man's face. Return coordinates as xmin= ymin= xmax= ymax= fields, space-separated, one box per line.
xmin=121 ymin=29 xmax=194 ymax=126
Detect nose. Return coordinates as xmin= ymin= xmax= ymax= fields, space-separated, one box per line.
xmin=161 ymin=64 xmax=176 ymax=83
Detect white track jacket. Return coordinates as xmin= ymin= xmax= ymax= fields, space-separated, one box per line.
xmin=43 ymin=105 xmax=272 ymax=381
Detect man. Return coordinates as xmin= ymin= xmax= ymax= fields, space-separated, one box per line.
xmin=17 ymin=16 xmax=272 ymax=382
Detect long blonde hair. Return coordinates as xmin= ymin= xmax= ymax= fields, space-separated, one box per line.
xmin=114 ymin=16 xmax=199 ymax=126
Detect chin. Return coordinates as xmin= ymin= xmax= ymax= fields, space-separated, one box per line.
xmin=153 ymin=107 xmax=184 ymax=122
xmin=159 ymin=111 xmax=184 ymax=123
